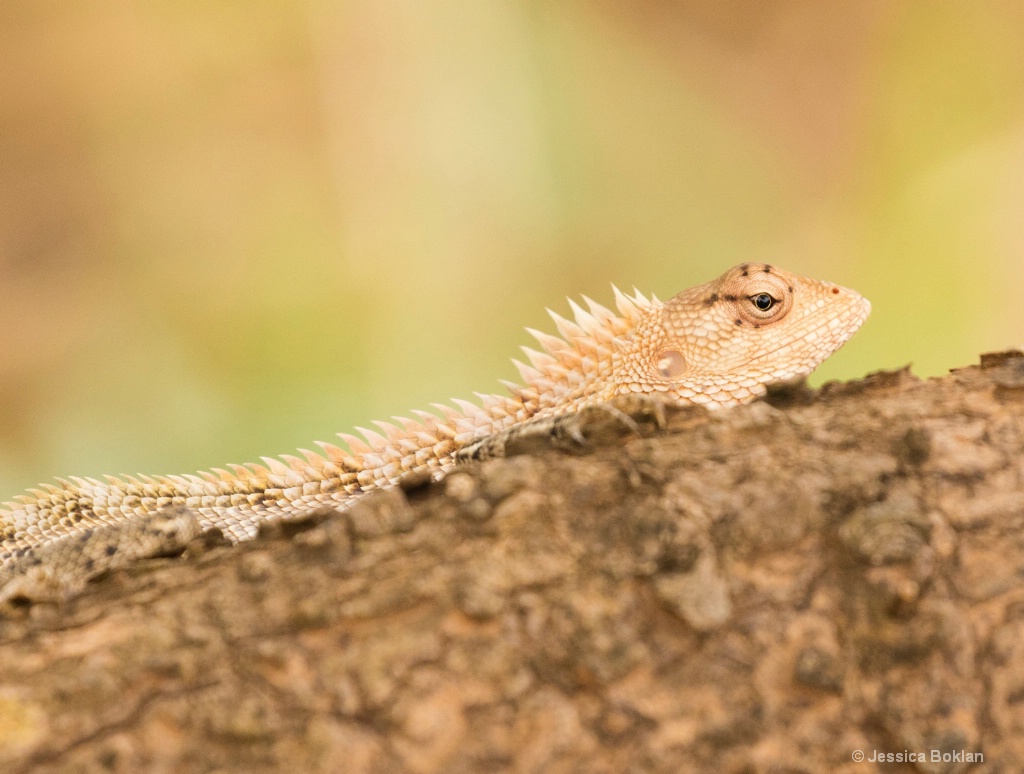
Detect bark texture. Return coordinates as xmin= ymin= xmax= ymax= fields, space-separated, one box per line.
xmin=2 ymin=352 xmax=1024 ymax=773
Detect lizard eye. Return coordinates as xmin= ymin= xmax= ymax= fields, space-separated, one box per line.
xmin=656 ymin=349 xmax=687 ymax=379
xmin=719 ymin=269 xmax=792 ymax=326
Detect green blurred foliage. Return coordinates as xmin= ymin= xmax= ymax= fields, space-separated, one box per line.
xmin=1 ymin=2 xmax=1022 ymax=495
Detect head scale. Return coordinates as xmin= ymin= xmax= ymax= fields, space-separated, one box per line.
xmin=617 ymin=263 xmax=870 ymax=407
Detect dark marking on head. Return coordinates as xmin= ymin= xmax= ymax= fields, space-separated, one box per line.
xmin=788 ymin=285 xmax=794 ymax=292
xmin=752 ymin=322 xmax=761 ymax=329
xmin=763 ymin=265 xmax=772 ymax=273
xmin=78 ymin=529 xmax=94 ymax=544
xmin=703 ymin=293 xmax=719 ymax=307
xmin=722 ymin=293 xmax=738 ymax=302
xmin=734 ymin=319 xmax=743 ymax=326
xmin=741 ymin=268 xmax=749 ymax=277
xmin=84 ymin=558 xmax=94 ymax=572
xmin=105 ymin=545 xmax=117 ymax=556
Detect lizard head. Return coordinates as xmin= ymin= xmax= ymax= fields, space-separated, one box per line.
xmin=619 ymin=263 xmax=871 ymax=407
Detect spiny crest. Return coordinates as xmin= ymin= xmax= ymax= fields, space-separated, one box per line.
xmin=219 ymin=286 xmax=647 ymax=488
xmin=612 ymin=285 xmax=655 ymax=320
xmin=0 ymin=286 xmax=656 ymax=514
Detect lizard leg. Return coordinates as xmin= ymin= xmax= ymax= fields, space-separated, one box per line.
xmin=455 ymin=394 xmax=668 ymax=464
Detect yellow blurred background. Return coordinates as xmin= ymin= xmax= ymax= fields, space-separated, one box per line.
xmin=1 ymin=2 xmax=1022 ymax=496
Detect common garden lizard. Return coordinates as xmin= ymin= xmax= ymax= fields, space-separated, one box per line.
xmin=0 ymin=263 xmax=870 ymax=601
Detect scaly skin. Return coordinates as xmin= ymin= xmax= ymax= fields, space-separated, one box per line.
xmin=0 ymin=264 xmax=869 ymax=587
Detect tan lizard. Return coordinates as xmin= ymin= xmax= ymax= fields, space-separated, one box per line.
xmin=0 ymin=263 xmax=869 ymax=601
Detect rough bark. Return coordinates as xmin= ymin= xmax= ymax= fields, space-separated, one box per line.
xmin=2 ymin=352 xmax=1024 ymax=774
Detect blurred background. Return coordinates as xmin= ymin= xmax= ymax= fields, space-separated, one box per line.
xmin=1 ymin=2 xmax=1022 ymax=496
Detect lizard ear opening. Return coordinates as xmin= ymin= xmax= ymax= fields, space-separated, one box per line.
xmin=655 ymin=349 xmax=687 ymax=380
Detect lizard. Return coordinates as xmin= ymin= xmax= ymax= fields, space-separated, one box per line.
xmin=0 ymin=263 xmax=870 ymax=602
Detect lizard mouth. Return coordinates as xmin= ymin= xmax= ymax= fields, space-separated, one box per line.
xmin=748 ymin=292 xmax=871 ymax=372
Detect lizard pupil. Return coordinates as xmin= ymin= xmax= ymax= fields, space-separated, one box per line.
xmin=753 ymin=293 xmax=774 ymax=311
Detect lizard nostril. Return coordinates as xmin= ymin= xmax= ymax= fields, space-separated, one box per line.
xmin=832 ymin=288 xmax=840 ymax=295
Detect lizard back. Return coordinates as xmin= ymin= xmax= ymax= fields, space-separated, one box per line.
xmin=0 ymin=263 xmax=870 ymax=563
